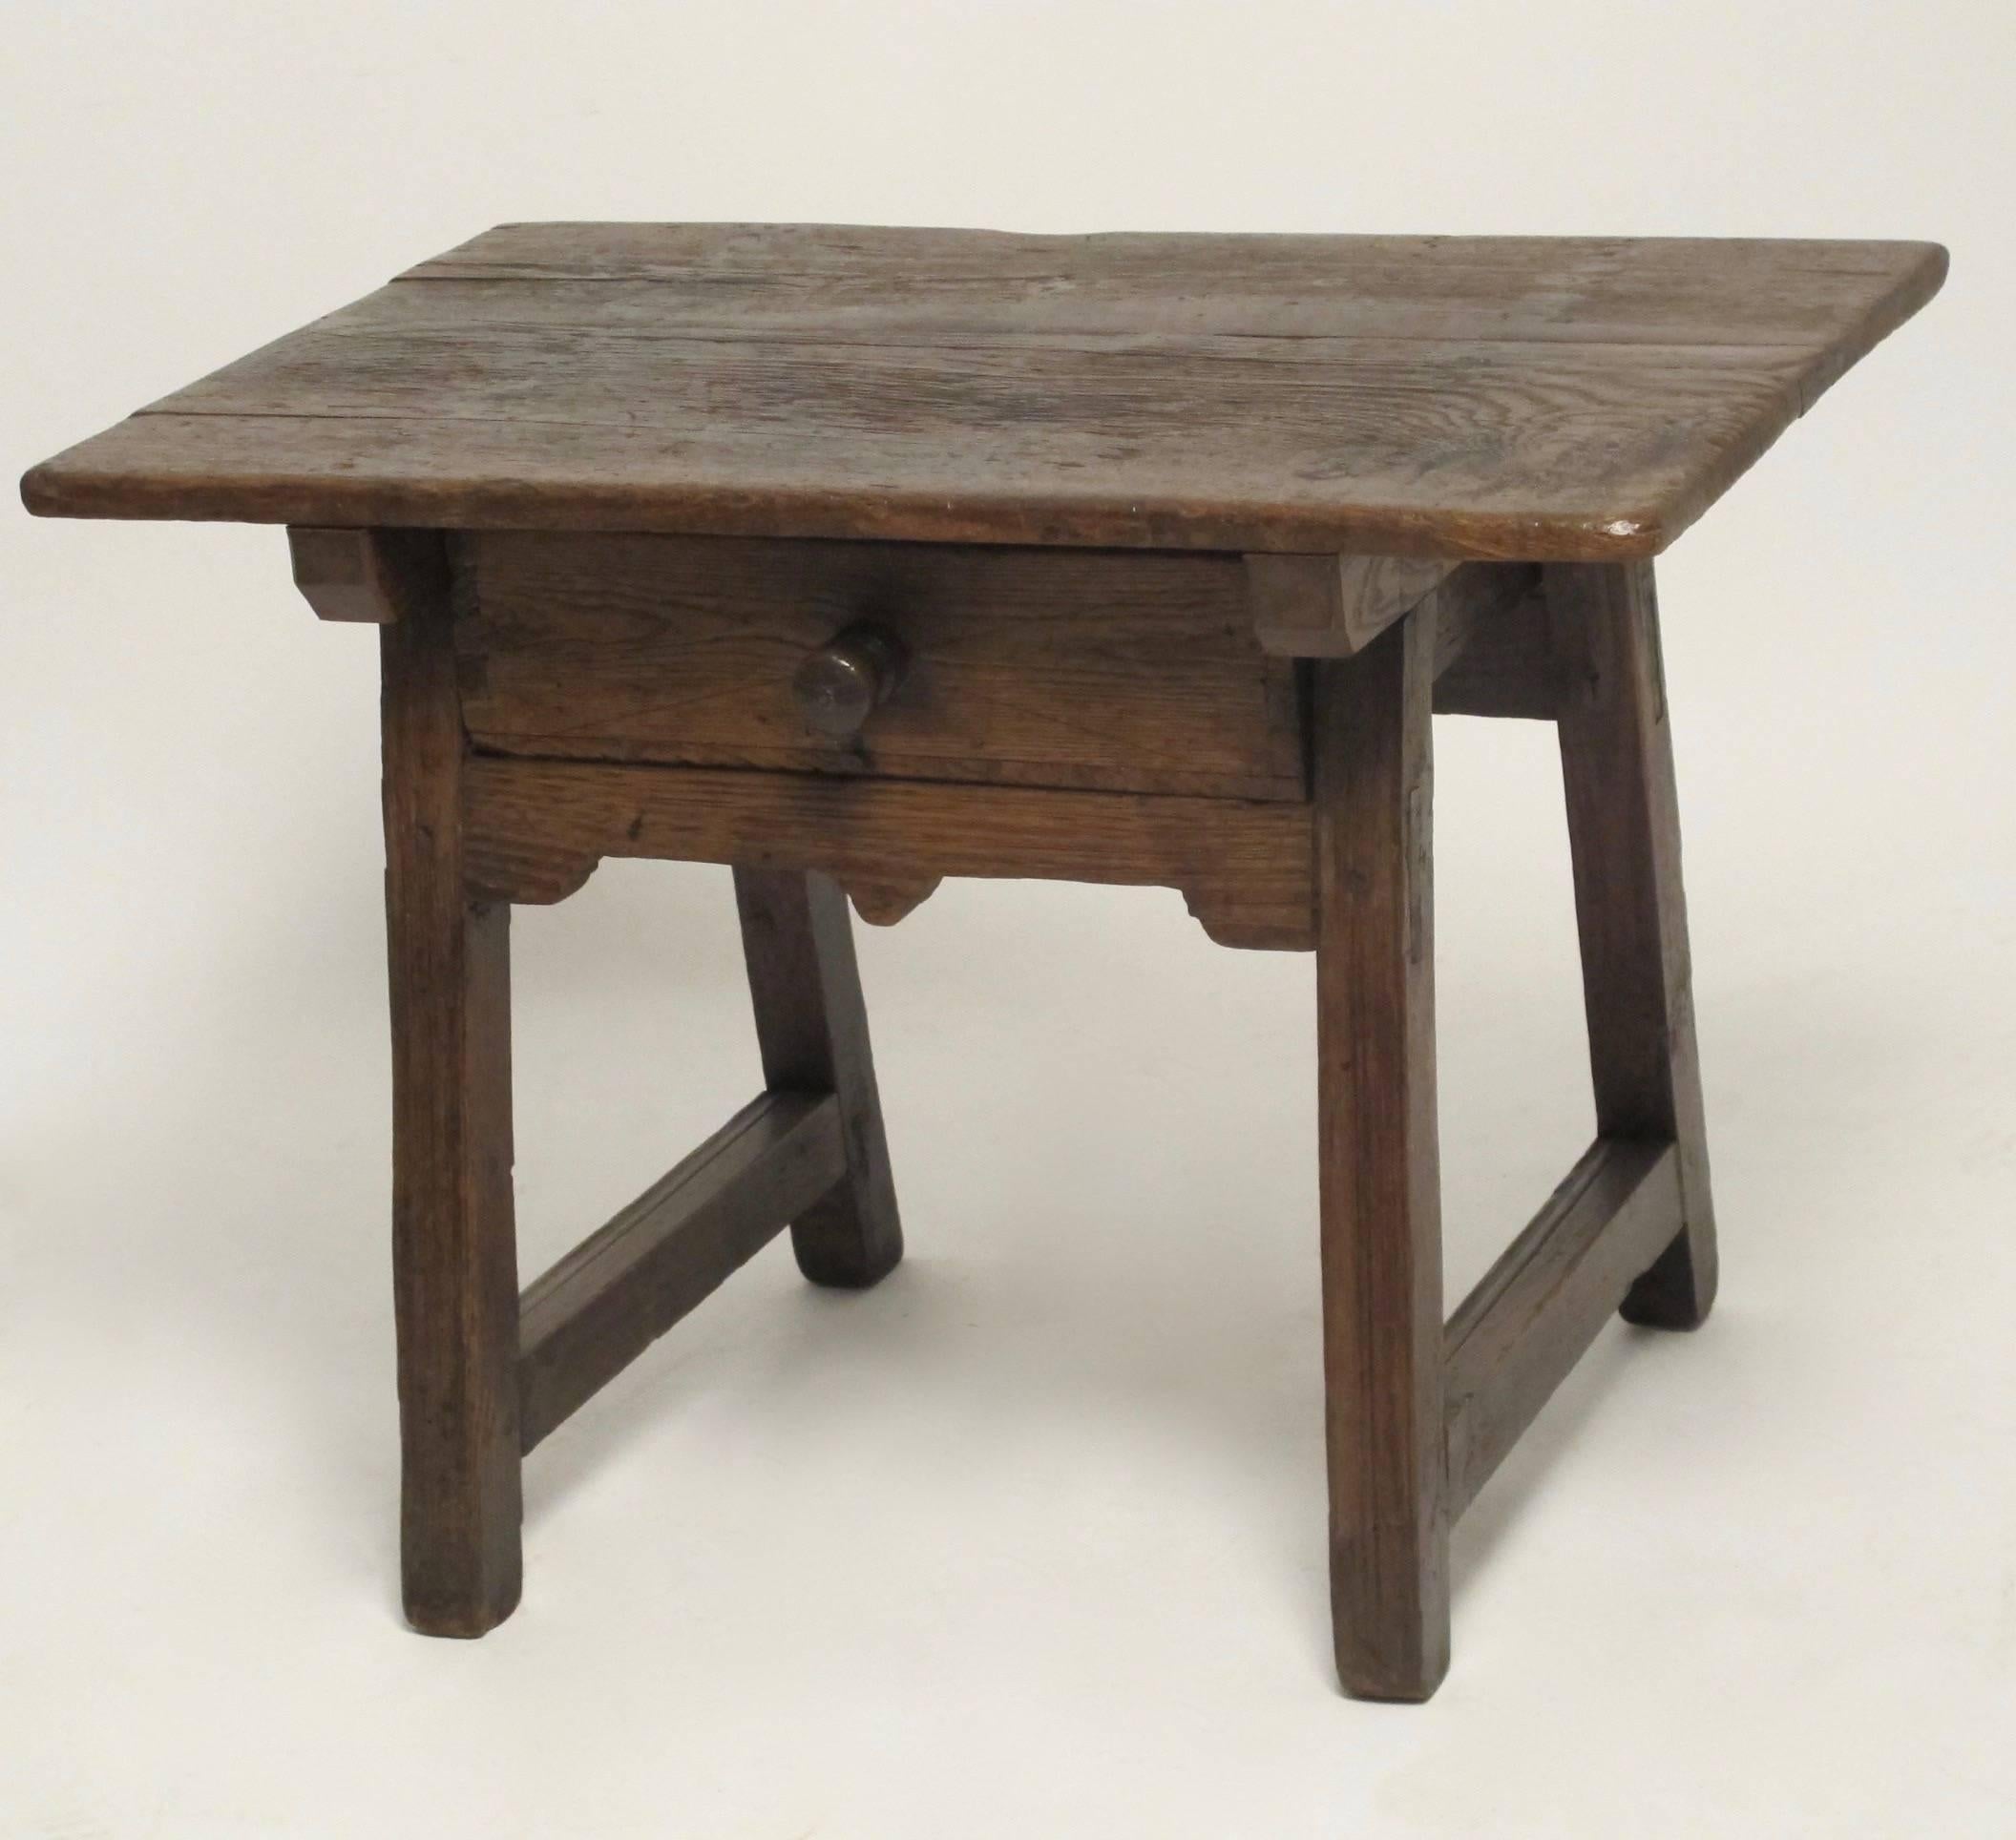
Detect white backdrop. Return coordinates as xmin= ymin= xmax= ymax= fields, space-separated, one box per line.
xmin=4 ymin=4 xmax=2010 ymax=1834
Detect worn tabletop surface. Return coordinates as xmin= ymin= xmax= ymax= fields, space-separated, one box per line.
xmin=21 ymin=225 xmax=1944 ymax=557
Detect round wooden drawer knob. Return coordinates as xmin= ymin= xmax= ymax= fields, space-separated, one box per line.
xmin=792 ymin=622 xmax=907 ymax=741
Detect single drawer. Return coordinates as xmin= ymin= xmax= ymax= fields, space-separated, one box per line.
xmin=453 ymin=532 xmax=1307 ymax=800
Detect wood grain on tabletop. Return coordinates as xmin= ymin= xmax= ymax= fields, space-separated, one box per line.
xmin=20 ymin=226 xmax=1945 ymax=558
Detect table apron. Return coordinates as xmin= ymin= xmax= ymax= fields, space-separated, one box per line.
xmin=461 ymin=752 xmax=1319 ymax=951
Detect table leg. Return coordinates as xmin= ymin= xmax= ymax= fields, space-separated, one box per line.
xmin=1548 ymin=562 xmax=1719 ymax=1329
xmin=1313 ymin=606 xmax=1450 ymax=1702
xmin=380 ymin=596 xmax=523 ymax=1636
xmin=733 ymin=868 xmax=903 ymax=1287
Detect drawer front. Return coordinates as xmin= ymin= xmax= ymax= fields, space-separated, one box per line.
xmin=453 ymin=533 xmax=1306 ymax=800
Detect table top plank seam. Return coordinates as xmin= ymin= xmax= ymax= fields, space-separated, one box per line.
xmin=20 ymin=226 xmax=1945 ymax=558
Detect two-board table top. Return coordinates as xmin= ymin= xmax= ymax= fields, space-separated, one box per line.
xmin=21 ymin=224 xmax=1944 ymax=558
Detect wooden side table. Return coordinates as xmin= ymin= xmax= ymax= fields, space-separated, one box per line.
xmin=21 ymin=225 xmax=1944 ymax=1700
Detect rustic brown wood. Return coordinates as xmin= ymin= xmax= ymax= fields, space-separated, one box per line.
xmin=1180 ymin=888 xmax=1316 ymax=952
xmin=734 ymin=868 xmax=904 ymax=1286
xmin=400 ymin=225 xmax=1944 ymax=354
xmin=1248 ymin=553 xmax=1457 ymax=657
xmin=288 ymin=525 xmax=447 ymax=623
xmin=22 ymin=229 xmax=1945 ymax=557
xmin=517 ymin=1091 xmax=846 ymax=1451
xmin=846 ymin=876 xmax=940 ymax=927
xmin=23 ymin=215 xmax=1947 ymax=1704
xmin=453 ymin=531 xmax=1305 ymax=800
xmin=462 ymin=756 xmax=1316 ymax=950
xmin=1313 ymin=603 xmax=1448 ymax=1702
xmin=1548 ymin=562 xmax=1718 ymax=1327
xmin=1428 ymin=564 xmax=1541 ymax=678
xmin=1433 ymin=575 xmax=1558 ymax=720
xmin=1443 ymin=1139 xmax=1683 ymax=1517
xmin=379 ymin=548 xmax=522 ymax=1637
